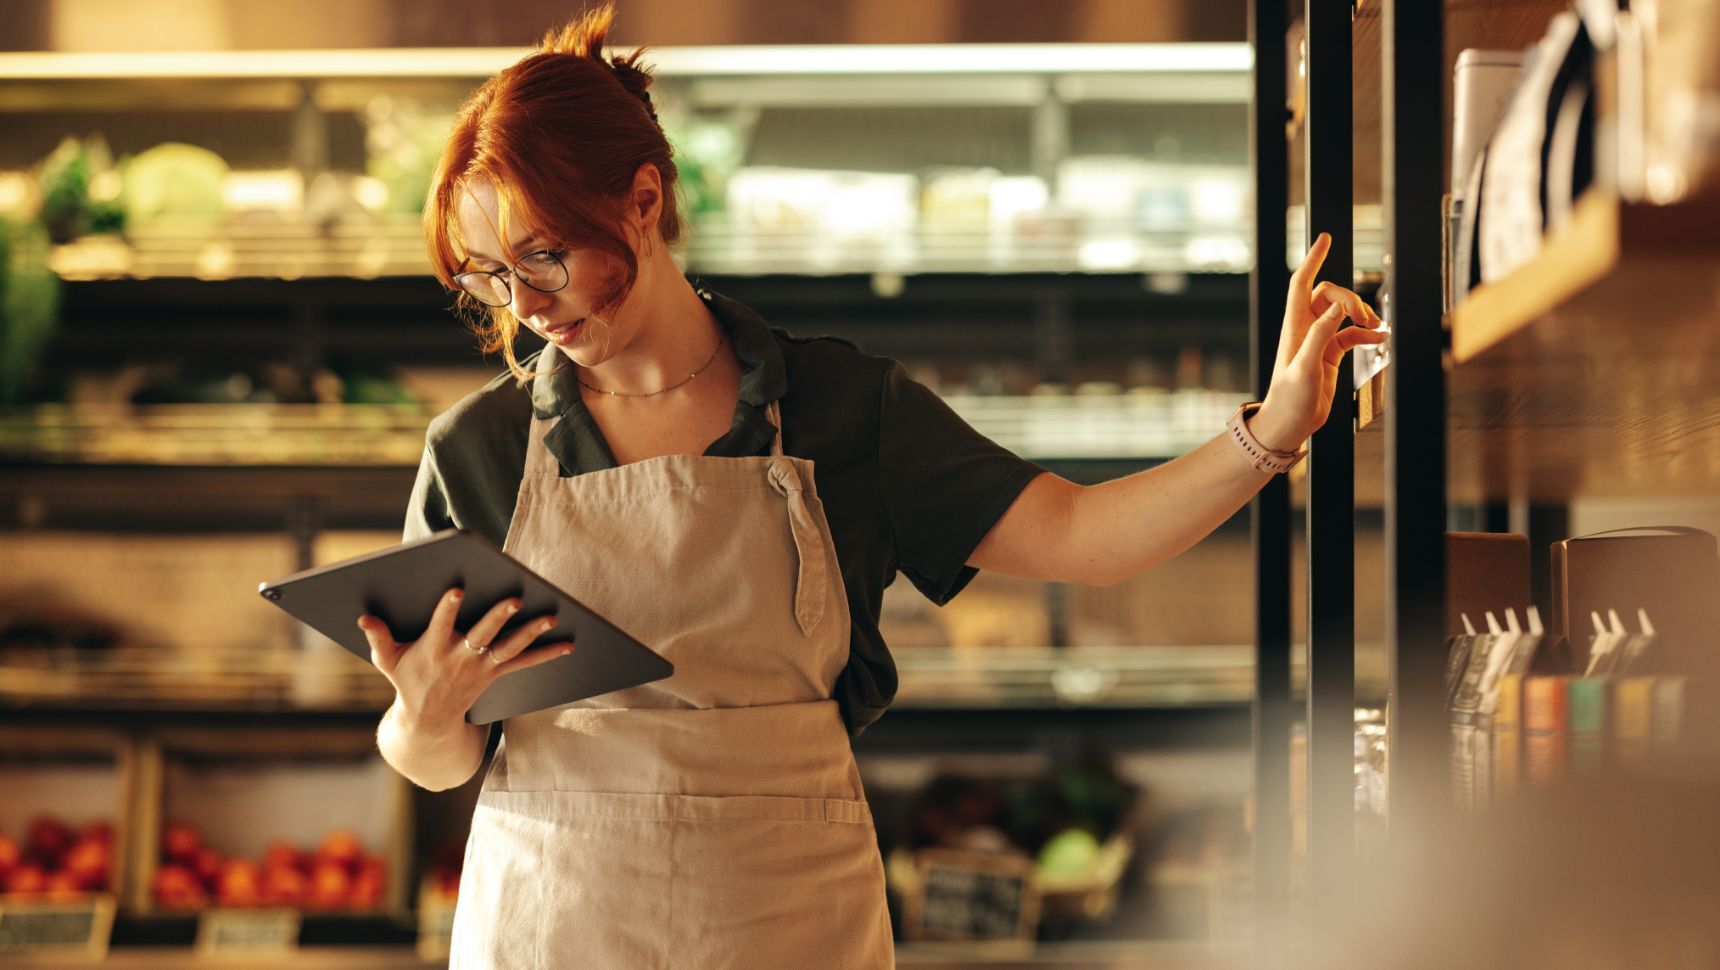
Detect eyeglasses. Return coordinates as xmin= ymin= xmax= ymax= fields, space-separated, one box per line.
xmin=451 ymin=248 xmax=570 ymax=308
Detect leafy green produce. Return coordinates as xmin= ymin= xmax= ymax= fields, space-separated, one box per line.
xmin=119 ymin=142 xmax=228 ymax=224
xmin=0 ymin=216 xmax=63 ymax=404
xmin=1036 ymin=828 xmax=1102 ymax=877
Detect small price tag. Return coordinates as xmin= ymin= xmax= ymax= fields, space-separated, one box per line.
xmin=906 ymin=849 xmax=1041 ymax=942
xmin=194 ymin=907 xmax=301 ymax=955
xmin=0 ymin=894 xmax=116 ymax=960
xmin=416 ymin=883 xmax=458 ymax=961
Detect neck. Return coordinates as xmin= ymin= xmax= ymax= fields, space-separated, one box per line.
xmin=579 ymin=270 xmax=722 ymax=398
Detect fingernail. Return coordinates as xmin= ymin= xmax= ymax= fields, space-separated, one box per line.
xmin=507 ymin=601 xmax=520 ymax=614
xmin=355 ymin=617 xmax=367 ymax=631
xmin=562 ymin=647 xmax=574 ymax=656
xmin=450 ymin=589 xmax=463 ymax=602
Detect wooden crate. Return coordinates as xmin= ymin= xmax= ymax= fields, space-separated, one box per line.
xmin=131 ymin=726 xmax=411 ymax=918
xmin=0 ymin=726 xmax=137 ymax=908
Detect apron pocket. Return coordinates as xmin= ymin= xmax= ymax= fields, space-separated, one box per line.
xmin=462 ymin=788 xmax=891 ymax=968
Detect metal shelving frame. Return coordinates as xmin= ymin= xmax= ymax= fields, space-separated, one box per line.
xmin=1249 ymin=0 xmax=1451 ymax=951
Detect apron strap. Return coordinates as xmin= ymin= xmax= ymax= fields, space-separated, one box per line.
xmin=765 ymin=400 xmax=785 ymax=458
xmin=763 ymin=397 xmax=821 ymax=634
xmin=766 ymin=453 xmax=826 ymax=637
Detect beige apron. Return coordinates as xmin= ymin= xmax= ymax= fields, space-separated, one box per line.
xmin=448 ymin=397 xmax=895 ymax=968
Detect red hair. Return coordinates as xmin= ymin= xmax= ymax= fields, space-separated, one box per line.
xmin=423 ymin=3 xmax=683 ymax=383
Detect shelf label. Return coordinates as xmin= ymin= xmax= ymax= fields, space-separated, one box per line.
xmin=194 ymin=907 xmax=301 ymax=955
xmin=905 ymin=849 xmax=1040 ymax=942
xmin=417 ymin=885 xmax=457 ymax=961
xmin=0 ymin=894 xmax=116 ymax=959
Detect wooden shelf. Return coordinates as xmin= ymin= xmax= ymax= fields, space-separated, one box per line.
xmin=1443 ymin=189 xmax=1720 ymax=501
xmin=1332 ymin=191 xmax=1720 ymax=505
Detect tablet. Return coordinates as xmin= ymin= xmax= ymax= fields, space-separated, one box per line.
xmin=258 ymin=528 xmax=672 ymax=724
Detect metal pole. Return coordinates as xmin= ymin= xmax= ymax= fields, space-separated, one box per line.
xmin=1383 ymin=0 xmax=1450 ymax=857
xmin=1304 ymin=0 xmax=1355 ymax=942
xmin=1249 ymin=0 xmax=1293 ymax=953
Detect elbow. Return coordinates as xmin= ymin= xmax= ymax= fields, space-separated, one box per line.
xmin=386 ymin=757 xmax=479 ymax=794
xmin=1082 ymin=564 xmax=1132 ymax=588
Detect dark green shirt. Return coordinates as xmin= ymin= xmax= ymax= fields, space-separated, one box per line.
xmin=404 ymin=288 xmax=1046 ymax=736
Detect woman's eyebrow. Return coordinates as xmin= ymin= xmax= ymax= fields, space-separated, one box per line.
xmin=465 ymin=237 xmax=543 ymax=268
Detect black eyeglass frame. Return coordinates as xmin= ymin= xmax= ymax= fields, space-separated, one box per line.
xmin=451 ymin=248 xmax=570 ymax=308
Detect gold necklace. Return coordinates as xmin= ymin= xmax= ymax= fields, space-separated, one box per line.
xmin=576 ymin=334 xmax=726 ymax=398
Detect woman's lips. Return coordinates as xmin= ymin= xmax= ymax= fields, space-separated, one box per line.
xmin=543 ymin=318 xmax=585 ymax=341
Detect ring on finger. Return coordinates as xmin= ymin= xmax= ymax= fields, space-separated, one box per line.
xmin=463 ymin=636 xmax=488 ymax=656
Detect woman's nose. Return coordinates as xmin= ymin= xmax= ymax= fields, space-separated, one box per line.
xmin=513 ymin=282 xmax=554 ymax=319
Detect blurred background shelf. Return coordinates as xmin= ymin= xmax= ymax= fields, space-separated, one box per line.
xmin=0 ymin=645 xmax=1388 ymax=716
xmin=45 ymin=217 xmax=1264 ymax=279
xmin=0 ymin=394 xmax=1236 ymax=467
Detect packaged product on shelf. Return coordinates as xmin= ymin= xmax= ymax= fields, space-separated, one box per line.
xmin=1567 ymin=675 xmax=1612 ymax=771
xmin=1550 ymin=526 xmax=1720 ymax=676
xmin=1445 ymin=532 xmax=1532 ymax=638
xmin=1452 ymin=50 xmax=1530 ymax=207
xmin=1522 ymin=675 xmax=1571 ymax=785
xmin=1478 ymin=13 xmax=1592 ymax=284
xmin=1493 ymin=670 xmax=1526 ymax=794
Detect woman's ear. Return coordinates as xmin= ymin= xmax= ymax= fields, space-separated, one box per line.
xmin=629 ymin=162 xmax=663 ymax=233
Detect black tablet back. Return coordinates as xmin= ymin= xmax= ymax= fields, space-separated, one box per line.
xmin=258 ymin=529 xmax=672 ymax=723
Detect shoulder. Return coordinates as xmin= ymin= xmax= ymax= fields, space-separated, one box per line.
xmin=769 ymin=327 xmax=896 ymax=412
xmin=424 ymin=353 xmax=536 ymax=454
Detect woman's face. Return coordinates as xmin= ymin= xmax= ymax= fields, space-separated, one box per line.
xmin=453 ymin=178 xmax=646 ymax=367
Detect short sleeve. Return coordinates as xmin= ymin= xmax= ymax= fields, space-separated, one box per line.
xmin=877 ymin=360 xmax=1046 ymax=605
xmin=403 ymin=446 xmax=454 ymax=543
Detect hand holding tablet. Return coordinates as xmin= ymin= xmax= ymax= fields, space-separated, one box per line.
xmin=258 ymin=530 xmax=673 ymax=724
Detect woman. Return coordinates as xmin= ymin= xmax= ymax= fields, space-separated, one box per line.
xmin=359 ymin=6 xmax=1385 ymax=967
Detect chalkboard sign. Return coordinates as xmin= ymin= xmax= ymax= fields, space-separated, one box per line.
xmin=194 ymin=907 xmax=300 ymax=955
xmin=903 ymin=849 xmax=1041 ymax=942
xmin=0 ymin=896 xmax=115 ymax=959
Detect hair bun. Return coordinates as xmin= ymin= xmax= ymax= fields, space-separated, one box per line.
xmin=606 ymin=56 xmax=658 ymax=121
xmin=537 ymin=4 xmax=658 ymax=122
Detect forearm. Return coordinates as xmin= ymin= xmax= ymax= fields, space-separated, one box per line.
xmin=376 ymin=696 xmax=491 ymax=792
xmin=1067 ymin=429 xmax=1277 ymax=586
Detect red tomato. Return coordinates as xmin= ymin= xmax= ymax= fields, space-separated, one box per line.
xmin=5 ymin=863 xmax=47 ymax=896
xmin=261 ymin=841 xmax=301 ymax=874
xmin=306 ymin=862 xmax=350 ymax=910
xmin=25 ymin=817 xmax=74 ymax=867
xmin=349 ymin=858 xmax=387 ymax=909
xmin=0 ymin=834 xmax=20 ymax=879
xmin=261 ymin=865 xmax=307 ymax=907
xmin=160 ymin=821 xmax=202 ymax=865
xmin=44 ymin=870 xmax=87 ymax=902
xmin=316 ymin=829 xmax=364 ymax=872
xmin=192 ymin=847 xmax=223 ymax=888
xmin=215 ymin=859 xmax=262 ymax=908
xmin=63 ymin=838 xmax=111 ymax=890
xmin=152 ymin=863 xmax=209 ymax=909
